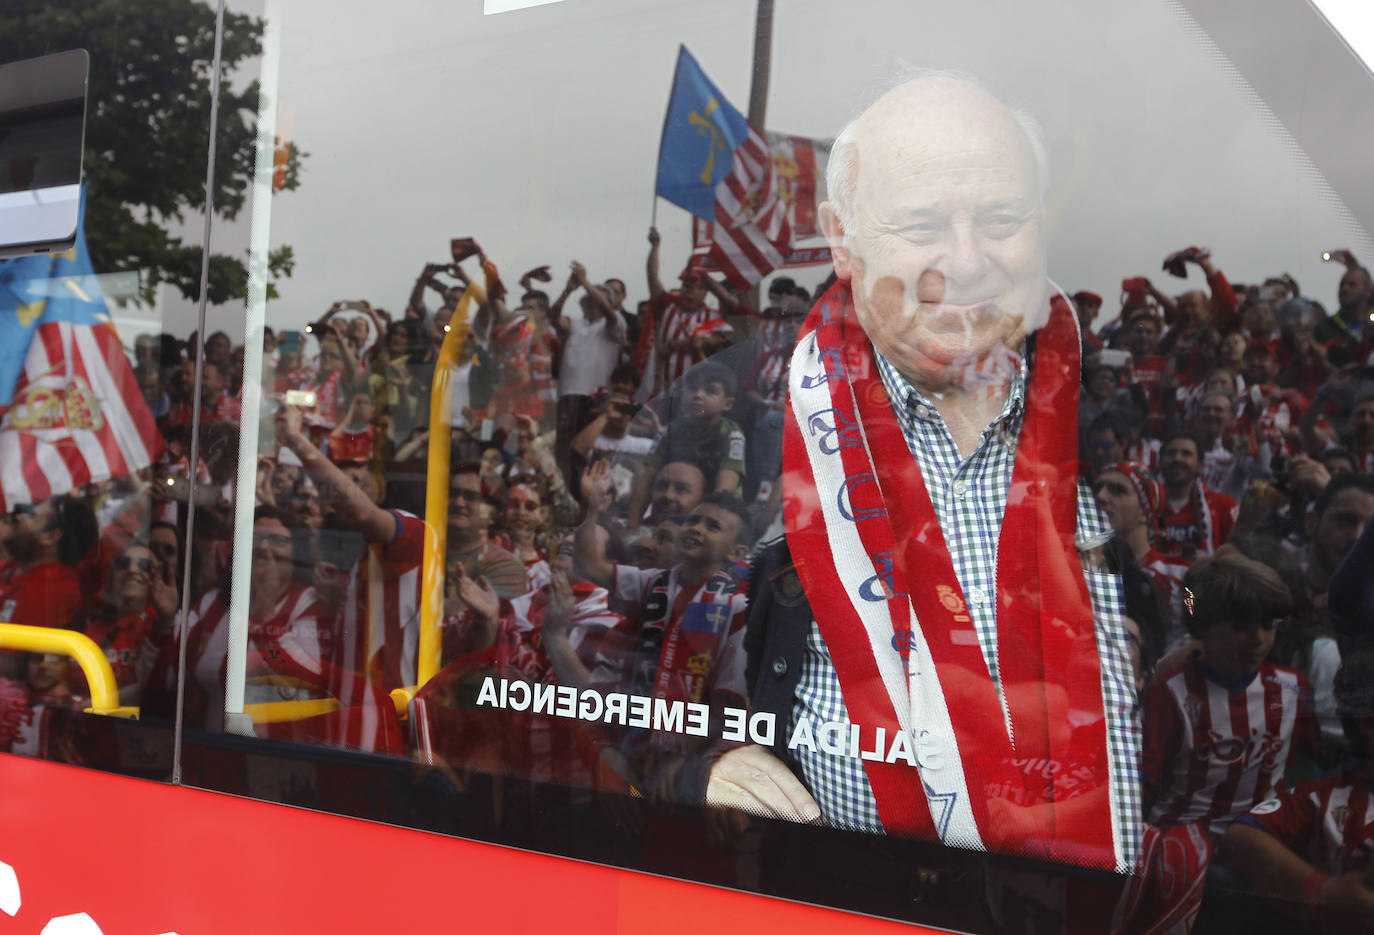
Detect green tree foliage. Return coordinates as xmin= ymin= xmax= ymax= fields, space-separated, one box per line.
xmin=0 ymin=0 xmax=306 ymax=304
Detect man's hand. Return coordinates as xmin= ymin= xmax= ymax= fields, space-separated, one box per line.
xmin=1326 ymin=248 xmax=1359 ymax=270
xmin=457 ymin=572 xmax=499 ymax=623
xmin=647 ymin=227 xmax=661 ymax=247
xmin=580 ymin=459 xmax=615 ymax=513
xmin=1317 ymin=868 xmax=1374 ymax=927
xmin=705 ymin=744 xmax=821 ymax=822
xmin=152 ymin=559 xmax=180 ymax=620
xmin=275 ymin=403 xmax=306 ymax=447
xmin=1288 ymin=454 xmax=1330 ymax=499
xmin=544 ymin=569 xmax=575 ymax=638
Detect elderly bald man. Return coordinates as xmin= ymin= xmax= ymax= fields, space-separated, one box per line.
xmin=701 ymin=73 xmax=1140 ymax=872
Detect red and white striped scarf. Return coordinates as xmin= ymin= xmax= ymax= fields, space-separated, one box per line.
xmin=782 ymin=281 xmax=1119 ymax=868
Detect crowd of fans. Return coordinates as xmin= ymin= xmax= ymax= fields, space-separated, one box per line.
xmin=1 ymin=232 xmax=1372 ymax=926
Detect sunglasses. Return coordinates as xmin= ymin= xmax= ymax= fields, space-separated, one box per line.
xmin=115 ymin=555 xmax=154 ymax=573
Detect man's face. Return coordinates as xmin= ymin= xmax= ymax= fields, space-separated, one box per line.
xmin=112 ymin=546 xmax=155 ymax=604
xmin=519 ymin=297 xmax=544 ymax=321
xmin=1076 ymin=298 xmax=1101 ymax=330
xmin=318 ymin=341 xmax=344 ymax=378
xmin=504 ymin=486 xmax=542 ymax=531
xmin=1220 ymin=331 xmax=1247 ymax=366
xmin=1193 ymin=394 xmax=1234 ymax=438
xmin=139 ymin=369 xmax=162 ymax=406
xmin=649 ymin=462 xmax=705 ymax=520
xmin=678 ymin=503 xmax=742 ymax=568
xmin=1243 ymin=301 xmax=1276 ymax=337
xmin=1312 ymin=488 xmax=1374 ymax=574
xmin=605 ymin=280 xmax=626 ymax=306
xmin=4 ymin=501 xmax=56 ymax=565
xmin=1177 ymin=291 xmax=1208 ymax=329
xmin=1351 ymin=401 xmax=1374 ymax=446
xmin=1087 ymin=367 xmax=1116 ymax=401
xmin=1202 ymin=618 xmax=1276 ymax=682
xmin=341 ymin=463 xmax=381 ymax=505
xmin=291 ymin=486 xmax=323 ymax=529
xmin=1093 ymin=471 xmax=1143 ymax=535
xmin=823 ymin=81 xmax=1047 ymax=390
xmin=448 ymin=471 xmax=483 ymax=535
xmin=679 ymin=278 xmax=708 ymax=309
xmin=271 ymin=463 xmax=301 ymax=500
xmin=250 ymin=518 xmax=294 ymax=583
xmin=26 ymin=653 xmax=67 ymax=693
xmin=348 ymin=317 xmax=370 ymax=344
xmin=1339 ymin=268 xmax=1372 ymax=313
xmin=684 ymin=379 xmax=732 ymax=420
xmin=1088 ymin=428 xmax=1124 ymax=473
xmin=150 ymin=526 xmax=179 ymax=571
xmin=1129 ymin=318 xmax=1161 ymax=357
xmin=1160 ymin=438 xmax=1200 ymax=488
xmin=206 ymin=334 xmax=231 ymax=365
xmin=201 ymin=362 xmax=225 ymax=400
xmin=1242 ymin=349 xmax=1278 ymax=386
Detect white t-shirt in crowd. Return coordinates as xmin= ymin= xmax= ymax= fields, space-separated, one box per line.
xmin=558 ymin=312 xmax=625 ymax=397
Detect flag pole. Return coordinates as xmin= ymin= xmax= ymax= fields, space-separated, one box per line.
xmin=744 ymin=0 xmax=775 ymax=311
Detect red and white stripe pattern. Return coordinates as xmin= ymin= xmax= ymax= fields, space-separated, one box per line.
xmin=1243 ymin=776 xmax=1374 ymax=874
xmin=703 ymin=125 xmax=792 ymax=288
xmin=0 ymin=320 xmax=162 ymax=510
xmin=1144 ymin=660 xmax=1309 ymax=837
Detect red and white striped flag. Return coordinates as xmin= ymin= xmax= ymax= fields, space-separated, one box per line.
xmin=701 ymin=125 xmax=793 ymax=289
xmin=0 ymin=317 xmax=163 ymax=509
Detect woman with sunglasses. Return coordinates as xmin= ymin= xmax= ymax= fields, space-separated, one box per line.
xmin=71 ymin=542 xmax=178 ymax=704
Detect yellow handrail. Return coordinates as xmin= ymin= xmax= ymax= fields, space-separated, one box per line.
xmin=0 ymin=622 xmax=139 ymax=719
xmin=417 ymin=274 xmax=482 ymax=690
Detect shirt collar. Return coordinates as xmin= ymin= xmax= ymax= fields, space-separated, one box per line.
xmin=874 ymin=349 xmax=1028 ymax=432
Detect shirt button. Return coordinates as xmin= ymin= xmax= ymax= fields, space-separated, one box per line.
xmin=968 ymin=586 xmax=988 ymax=605
xmin=951 ymin=479 xmax=968 ymax=497
xmin=771 ymin=656 xmax=789 ymax=677
xmin=913 ymin=404 xmax=931 ymax=420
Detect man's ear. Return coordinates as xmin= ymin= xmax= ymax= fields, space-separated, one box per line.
xmin=818 ymin=202 xmax=852 ymax=281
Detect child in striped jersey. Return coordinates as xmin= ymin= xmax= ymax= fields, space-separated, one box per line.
xmin=1142 ymin=550 xmax=1315 ymax=839
xmin=1222 ymin=650 xmax=1374 ymax=931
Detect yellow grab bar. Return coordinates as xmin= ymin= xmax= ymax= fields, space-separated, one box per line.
xmin=419 ymin=274 xmax=482 ymax=688
xmin=0 ymin=622 xmax=139 ymax=719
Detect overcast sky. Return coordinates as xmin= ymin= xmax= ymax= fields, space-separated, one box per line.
xmin=158 ymin=0 xmax=1374 ymax=340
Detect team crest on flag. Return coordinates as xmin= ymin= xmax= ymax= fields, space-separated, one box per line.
xmin=0 ymin=186 xmax=163 ymax=509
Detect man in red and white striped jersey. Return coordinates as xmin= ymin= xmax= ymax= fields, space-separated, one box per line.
xmin=1222 ymin=650 xmax=1374 ymax=929
xmin=641 ymin=227 xmax=720 ymax=397
xmin=276 ymin=405 xmax=424 ymax=694
xmin=1142 ymin=551 xmax=1315 ymax=839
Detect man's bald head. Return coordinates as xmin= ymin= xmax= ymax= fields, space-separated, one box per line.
xmin=818 ymin=71 xmax=1052 ymax=392
xmin=826 ymin=73 xmax=1049 ymax=234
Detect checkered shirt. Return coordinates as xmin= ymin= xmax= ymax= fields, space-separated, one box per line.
xmin=789 ymin=349 xmax=1141 ymax=866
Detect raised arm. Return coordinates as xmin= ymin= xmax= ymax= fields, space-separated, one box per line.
xmin=646 ymin=227 xmax=665 ymax=301
xmin=276 ymin=403 xmax=396 ymax=544
xmin=574 ymin=460 xmax=616 ymax=588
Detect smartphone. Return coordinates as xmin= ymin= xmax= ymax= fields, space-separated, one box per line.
xmin=279 ymin=330 xmax=301 ymax=355
xmin=284 ymin=389 xmax=317 ymax=408
xmin=1098 ymin=348 xmax=1132 ymax=369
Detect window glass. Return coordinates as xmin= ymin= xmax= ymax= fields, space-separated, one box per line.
xmin=4 ymin=1 xmax=1374 ymax=931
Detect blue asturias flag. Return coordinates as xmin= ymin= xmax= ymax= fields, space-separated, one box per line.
xmin=654 ymin=45 xmax=753 ymax=221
